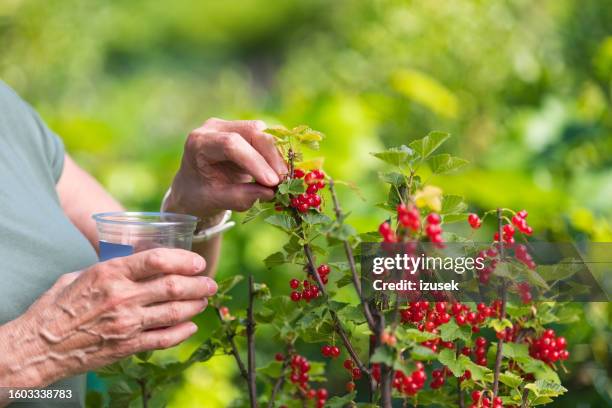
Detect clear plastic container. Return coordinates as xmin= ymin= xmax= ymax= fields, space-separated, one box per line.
xmin=93 ymin=212 xmax=198 ymax=261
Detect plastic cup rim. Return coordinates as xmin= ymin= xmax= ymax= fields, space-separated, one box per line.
xmin=92 ymin=211 xmax=199 ymax=227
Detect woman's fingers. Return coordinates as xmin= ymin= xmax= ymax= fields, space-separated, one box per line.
xmin=136 ymin=274 xmax=218 ymax=304
xmin=135 ymin=321 xmax=199 ymax=351
xmin=140 ymin=299 xmax=207 ymax=329
xmin=204 ymin=118 xmax=287 ymax=176
xmin=189 ymin=130 xmax=279 ymax=187
xmin=110 ymin=248 xmax=206 ymax=281
xmin=212 ymin=183 xmax=275 ymax=212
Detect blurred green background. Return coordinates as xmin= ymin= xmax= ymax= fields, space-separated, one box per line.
xmin=1 ymin=0 xmax=610 ymax=406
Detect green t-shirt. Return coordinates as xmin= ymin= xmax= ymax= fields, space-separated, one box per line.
xmin=0 ymin=81 xmax=98 ymax=406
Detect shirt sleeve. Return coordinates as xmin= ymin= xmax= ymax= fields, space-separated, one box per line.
xmin=26 ymin=105 xmax=66 ymax=184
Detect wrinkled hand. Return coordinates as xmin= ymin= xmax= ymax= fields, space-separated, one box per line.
xmin=0 ymin=248 xmax=217 ymax=387
xmin=165 ymin=118 xmax=287 ymax=225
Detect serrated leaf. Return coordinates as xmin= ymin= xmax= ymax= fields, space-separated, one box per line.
xmin=438 ymin=320 xmax=472 ymax=343
xmin=487 ymin=318 xmax=513 ymax=332
xmin=443 ymin=213 xmax=469 ymax=223
xmin=264 ymin=213 xmax=297 ymax=231
xmin=429 ymin=154 xmax=469 ymax=174
xmin=263 ymin=251 xmax=286 ymax=268
xmin=242 ymin=201 xmax=269 ymax=224
xmin=409 ymin=131 xmax=450 ymax=160
xmin=325 ymin=392 xmax=356 ymax=408
xmin=499 ymin=371 xmax=523 ymax=389
xmin=253 ymin=282 xmax=271 ymax=301
xmin=518 ymin=359 xmax=561 ymax=383
xmin=301 ymin=212 xmax=332 ymax=225
xmin=335 ymin=273 xmax=354 ymax=288
xmin=278 ymin=178 xmax=305 ymax=195
xmin=525 ymin=380 xmax=567 ymax=397
xmin=216 ymin=275 xmax=244 ymax=296
xmin=501 ymin=342 xmax=530 ymax=360
xmin=411 ymin=345 xmax=438 ymax=360
xmin=371 ymin=145 xmax=414 ymax=167
xmin=187 ymin=338 xmax=219 ymax=364
xmin=440 ymin=194 xmax=467 ymax=214
xmin=437 ymin=349 xmax=468 ymax=377
xmin=396 ymin=327 xmax=438 ymax=343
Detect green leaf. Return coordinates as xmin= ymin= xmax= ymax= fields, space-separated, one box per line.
xmin=135 ymin=351 xmax=153 ymax=362
xmin=108 ymin=380 xmax=138 ymax=407
xmin=415 ymin=390 xmax=456 ymax=407
xmin=325 ymin=392 xmax=356 ymax=408
xmin=499 ymin=371 xmax=523 ymax=389
xmin=335 ymin=273 xmax=354 ymax=288
xmin=437 ymin=349 xmax=467 ymax=377
xmin=379 ymin=171 xmax=406 ymax=187
xmin=253 ymin=282 xmax=271 ymax=301
xmin=501 ymin=342 xmax=530 ymax=360
xmin=301 ymin=212 xmax=332 ymax=225
xmin=371 ymin=145 xmax=414 ymax=167
xmin=411 ymin=345 xmax=438 ymax=360
xmin=487 ymin=318 xmax=513 ymax=332
xmin=257 ymin=360 xmax=283 ymax=378
xmin=216 ymin=275 xmax=244 ymax=296
xmin=409 ymin=131 xmax=450 ymax=160
xmin=396 ymin=327 xmax=438 ymax=343
xmin=187 ymin=338 xmax=219 ymax=364
xmin=264 ymin=213 xmax=297 ymax=231
xmin=278 ymin=178 xmax=305 ymax=195
xmin=440 ymin=194 xmax=467 ymax=214
xmin=242 ymin=201 xmax=270 ymax=224
xmin=442 ymin=213 xmax=469 ymax=223
xmin=525 ymin=380 xmax=568 ymax=398
xmin=518 ymin=359 xmax=561 ymax=383
xmin=429 ymin=153 xmax=469 ymax=174
xmin=438 ymin=320 xmax=472 ymax=343
xmin=263 ymin=251 xmax=286 ymax=268
xmin=370 ymin=346 xmax=395 ymax=366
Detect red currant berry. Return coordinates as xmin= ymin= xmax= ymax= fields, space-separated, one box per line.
xmin=289 ymin=278 xmax=300 ymax=289
xmin=290 ymin=291 xmax=301 ymax=301
xmin=297 ymin=202 xmax=309 ymax=213
xmin=427 ymin=213 xmax=441 ymax=224
xmin=346 ymin=381 xmax=356 ymax=392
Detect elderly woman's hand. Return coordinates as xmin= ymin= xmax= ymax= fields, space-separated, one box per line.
xmin=0 ymin=248 xmax=216 ymax=388
xmin=164 ymin=118 xmax=287 ymax=225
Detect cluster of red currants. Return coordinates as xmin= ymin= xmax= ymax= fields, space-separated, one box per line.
xmin=320 ymin=344 xmax=341 ymax=358
xmin=468 ymin=213 xmax=482 ymax=229
xmin=397 ymin=203 xmax=420 ymax=231
xmin=461 ymin=336 xmax=490 ymax=367
xmin=528 ymin=329 xmax=569 ymax=364
xmin=430 ymin=366 xmax=450 ymax=389
xmin=342 ymin=359 xmax=362 ymax=392
xmin=391 ymin=363 xmax=428 ymax=395
xmin=289 ymin=279 xmax=320 ymax=302
xmin=378 ymin=221 xmax=397 ymax=243
xmin=494 ymin=323 xmax=521 ymax=342
xmin=287 ymin=169 xmax=325 ymax=213
xmin=424 ymin=212 xmax=444 ymax=245
xmin=470 ymin=390 xmax=504 ymax=408
xmin=283 ymin=354 xmax=328 ymax=408
xmin=514 ymin=243 xmax=536 ymax=270
xmin=516 ymin=281 xmax=533 ymax=304
xmin=511 ymin=210 xmax=533 ymax=235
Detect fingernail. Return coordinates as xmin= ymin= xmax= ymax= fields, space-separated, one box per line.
xmin=188 ymin=322 xmax=198 ymax=334
xmin=193 ymin=256 xmax=205 ymax=272
xmin=254 ymin=120 xmax=267 ymax=131
xmin=206 ymin=278 xmax=218 ymax=295
xmin=200 ymin=298 xmax=208 ymax=311
xmin=266 ymin=170 xmax=280 ymax=185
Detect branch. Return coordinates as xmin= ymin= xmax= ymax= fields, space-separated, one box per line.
xmin=247 ymin=275 xmax=258 ymax=408
xmin=377 ymin=314 xmax=393 ymax=408
xmin=328 ymin=179 xmax=376 ymax=331
xmin=302 ymin=243 xmax=370 ymax=377
xmin=216 ymin=308 xmax=249 ymax=382
xmin=492 ymin=208 xmax=508 ymax=397
xmin=456 ymin=344 xmax=465 ymax=408
xmin=520 ymin=386 xmax=529 ymax=408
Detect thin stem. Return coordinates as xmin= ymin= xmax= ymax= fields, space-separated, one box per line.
xmin=456 ymin=344 xmax=465 ymax=408
xmin=378 ymin=314 xmax=392 ymax=408
xmin=138 ymin=379 xmax=149 ymax=408
xmin=216 ymin=308 xmax=249 ymax=382
xmin=520 ymin=386 xmax=529 ymax=408
xmin=302 ymin=243 xmax=370 ymax=377
xmin=247 ymin=275 xmax=258 ymax=408
xmin=492 ymin=208 xmax=508 ymax=398
xmin=328 ymin=179 xmax=376 ymax=331
xmin=268 ymin=347 xmax=292 ymax=408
